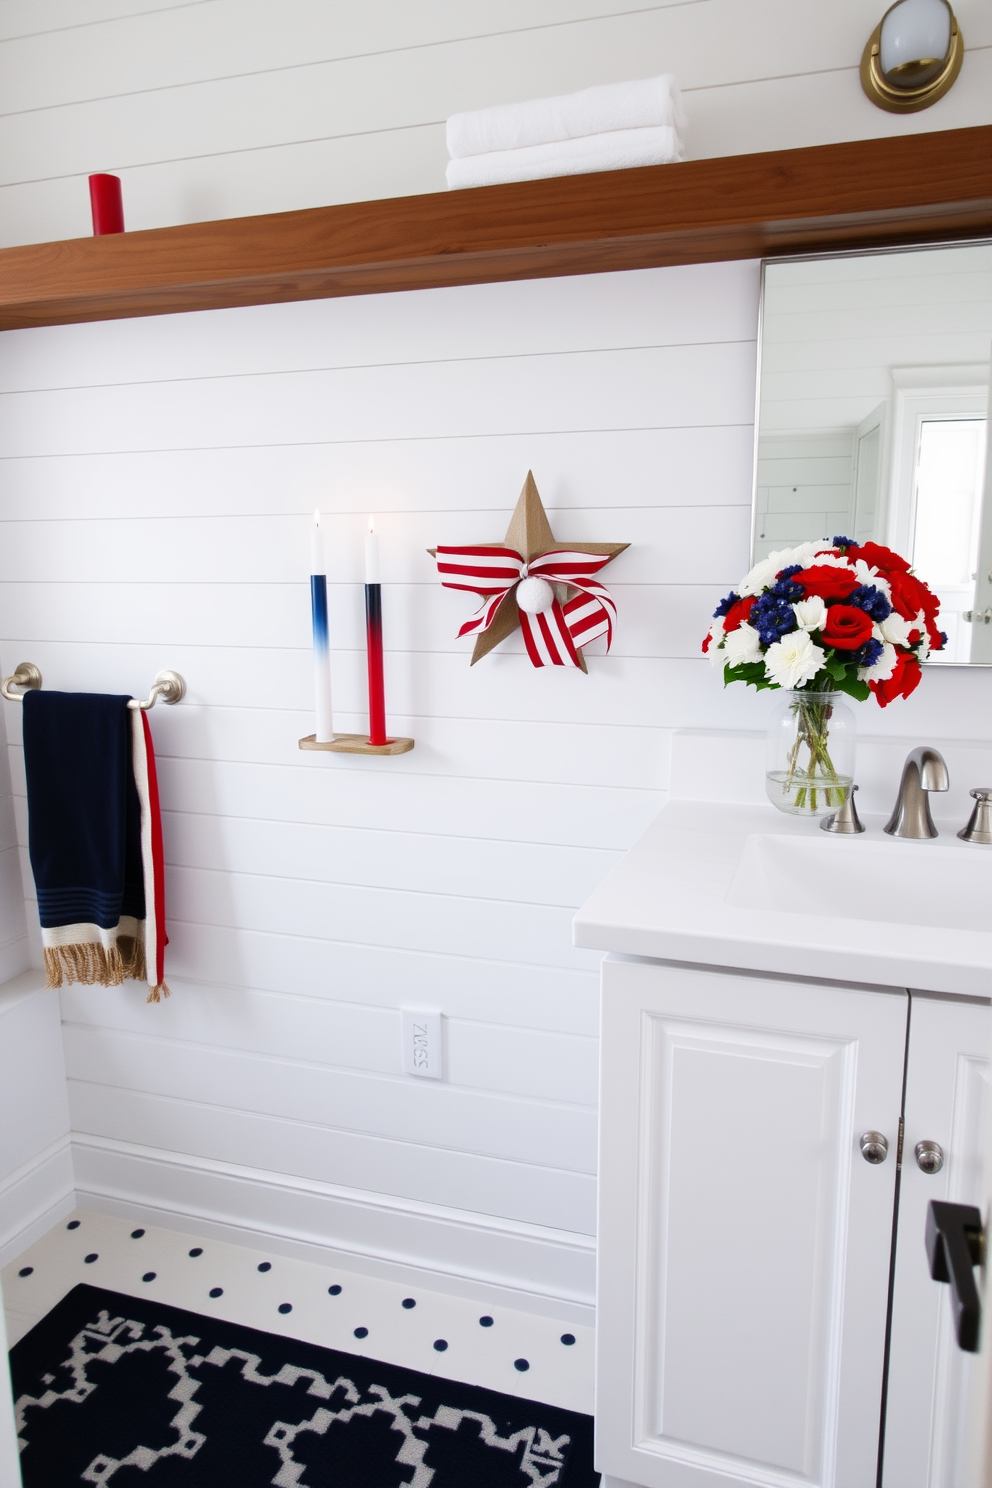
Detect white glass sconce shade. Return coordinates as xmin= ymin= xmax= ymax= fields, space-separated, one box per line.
xmin=879 ymin=0 xmax=951 ymax=85
xmin=861 ymin=0 xmax=963 ymax=112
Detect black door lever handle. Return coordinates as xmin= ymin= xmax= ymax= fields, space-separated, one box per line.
xmin=925 ymin=1200 xmax=985 ymax=1353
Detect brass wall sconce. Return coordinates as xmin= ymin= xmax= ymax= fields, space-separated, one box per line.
xmin=861 ymin=0 xmax=963 ymax=113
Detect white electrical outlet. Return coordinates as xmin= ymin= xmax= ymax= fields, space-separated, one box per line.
xmin=401 ymin=1007 xmax=443 ymax=1079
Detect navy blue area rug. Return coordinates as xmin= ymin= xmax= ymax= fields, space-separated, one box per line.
xmin=10 ymin=1285 xmax=598 ymax=1486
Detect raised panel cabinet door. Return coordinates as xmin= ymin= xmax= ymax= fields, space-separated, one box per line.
xmin=597 ymin=958 xmax=908 ymax=1488
xmin=882 ymin=994 xmax=991 ymax=1488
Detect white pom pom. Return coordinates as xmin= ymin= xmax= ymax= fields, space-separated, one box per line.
xmin=516 ymin=576 xmax=555 ymax=615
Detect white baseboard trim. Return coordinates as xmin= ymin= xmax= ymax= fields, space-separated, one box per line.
xmin=0 ymin=1135 xmax=75 ymax=1267
xmin=72 ymin=1136 xmax=596 ymax=1323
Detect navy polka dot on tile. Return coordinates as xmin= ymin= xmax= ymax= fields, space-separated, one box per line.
xmin=257 ymin=1262 xmax=271 ymax=1273
xmin=142 ymin=1272 xmax=156 ymax=1283
xmin=353 ymin=1326 xmax=368 ymax=1339
xmin=433 ymin=1339 xmax=448 ymax=1352
xmin=328 ymin=1285 xmax=342 ymax=1296
xmin=514 ymin=1358 xmax=530 ymax=1372
xmin=18 ymin=1267 xmax=33 ymax=1277
xmin=561 ymin=1333 xmax=576 ymax=1346
xmin=189 ymin=1248 xmax=203 ymax=1258
xmin=278 ymin=1303 xmax=292 ymax=1314
xmin=84 ymin=1254 xmax=98 ymax=1264
xmin=130 ymin=1229 xmax=145 ymax=1239
xmin=66 ymin=1220 xmax=80 ymax=1230
xmin=479 ymin=1316 xmax=494 ymax=1327
xmin=209 ymin=1287 xmax=223 ymax=1298
xmin=401 ymin=1297 xmax=416 ymax=1309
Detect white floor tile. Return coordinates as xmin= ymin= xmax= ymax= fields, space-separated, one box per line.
xmin=4 ymin=1208 xmax=593 ymax=1414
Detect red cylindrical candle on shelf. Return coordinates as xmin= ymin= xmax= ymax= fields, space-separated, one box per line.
xmin=89 ymin=174 xmax=124 ymax=235
xmin=365 ymin=516 xmax=388 ymax=746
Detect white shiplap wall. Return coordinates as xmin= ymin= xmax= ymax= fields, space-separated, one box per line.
xmin=1 ymin=2 xmax=992 ymax=1306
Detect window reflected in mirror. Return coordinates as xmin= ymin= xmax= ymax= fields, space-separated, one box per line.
xmin=755 ymin=243 xmax=992 ymax=665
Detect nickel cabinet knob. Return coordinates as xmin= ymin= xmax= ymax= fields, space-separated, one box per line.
xmin=916 ymin=1140 xmax=945 ymax=1174
xmin=860 ymin=1130 xmax=889 ymax=1164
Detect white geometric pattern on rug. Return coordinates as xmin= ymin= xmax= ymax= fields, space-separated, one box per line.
xmin=15 ymin=1306 xmax=572 ymax=1487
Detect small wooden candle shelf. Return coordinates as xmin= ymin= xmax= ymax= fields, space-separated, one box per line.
xmin=299 ymin=733 xmax=415 ymax=756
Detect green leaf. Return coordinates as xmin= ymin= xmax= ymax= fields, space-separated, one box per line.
xmin=724 ymin=661 xmax=776 ymax=693
xmin=829 ymin=671 xmax=871 ymax=703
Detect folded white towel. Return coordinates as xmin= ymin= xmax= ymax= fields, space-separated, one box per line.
xmin=446 ymin=74 xmax=685 ymax=160
xmin=445 ymin=125 xmax=683 ymax=190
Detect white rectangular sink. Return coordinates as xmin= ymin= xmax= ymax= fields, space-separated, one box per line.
xmin=726 ymin=832 xmax=990 ymax=934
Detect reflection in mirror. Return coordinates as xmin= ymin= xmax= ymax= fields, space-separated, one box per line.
xmin=755 ymin=243 xmax=992 ymax=664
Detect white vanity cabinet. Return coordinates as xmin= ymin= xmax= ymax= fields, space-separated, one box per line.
xmin=596 ymin=959 xmax=991 ymax=1488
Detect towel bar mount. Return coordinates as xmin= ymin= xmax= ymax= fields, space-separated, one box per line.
xmin=1 ymin=663 xmax=186 ymax=710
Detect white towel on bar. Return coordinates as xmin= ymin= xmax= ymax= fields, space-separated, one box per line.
xmin=446 ymin=74 xmax=685 ymax=159
xmin=445 ymin=125 xmax=683 ymax=190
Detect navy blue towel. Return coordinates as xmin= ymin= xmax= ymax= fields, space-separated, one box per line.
xmin=23 ymin=690 xmax=146 ymax=986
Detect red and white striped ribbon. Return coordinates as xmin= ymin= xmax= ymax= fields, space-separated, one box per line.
xmin=435 ymin=545 xmax=617 ymax=668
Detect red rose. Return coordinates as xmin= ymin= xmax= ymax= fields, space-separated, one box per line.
xmin=925 ymin=614 xmax=945 ymax=651
xmin=820 ymin=604 xmax=875 ymax=650
xmin=889 ymin=570 xmax=940 ymax=621
xmin=846 ymin=542 xmax=911 ymax=574
xmin=723 ymin=596 xmax=754 ymax=632
xmin=870 ymin=652 xmax=922 ymax=707
xmin=702 ymin=632 xmax=712 ymax=653
xmin=793 ymin=565 xmax=859 ymax=602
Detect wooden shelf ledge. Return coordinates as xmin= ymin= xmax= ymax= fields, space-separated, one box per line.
xmin=0 ymin=125 xmax=990 ymax=331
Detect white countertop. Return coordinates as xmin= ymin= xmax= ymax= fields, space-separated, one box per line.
xmin=573 ymin=799 xmax=992 ymax=999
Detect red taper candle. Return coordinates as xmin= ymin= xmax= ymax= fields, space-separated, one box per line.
xmin=365 ymin=516 xmax=387 ymax=746
xmin=89 ymin=174 xmax=124 ymax=235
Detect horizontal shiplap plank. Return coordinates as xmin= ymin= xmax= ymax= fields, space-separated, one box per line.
xmin=160 ymin=812 xmax=620 ymax=911
xmin=0 ymin=425 xmax=755 ymax=524
xmin=67 ymin=1081 xmax=597 ymax=1231
xmin=0 ymin=262 xmax=760 ymax=391
xmin=59 ymin=982 xmax=599 ymax=1104
xmin=162 ymin=864 xmax=596 ymax=970
xmin=64 ymin=1024 xmax=596 ymax=1168
xmin=11 ymin=706 xmax=669 ymax=789
xmin=0 ymin=580 xmax=724 ymax=662
xmin=74 ymin=933 xmax=601 ymax=1034
xmin=0 ymin=341 xmax=757 ymax=457
xmin=0 ymin=505 xmax=750 ymax=586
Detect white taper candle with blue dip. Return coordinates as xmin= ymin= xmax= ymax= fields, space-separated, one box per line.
xmin=310 ymin=509 xmax=334 ymax=742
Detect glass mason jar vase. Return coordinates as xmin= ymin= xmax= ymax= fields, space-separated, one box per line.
xmin=765 ymin=689 xmax=856 ymax=817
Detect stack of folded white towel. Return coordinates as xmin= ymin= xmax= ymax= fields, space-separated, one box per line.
xmin=445 ymin=74 xmax=685 ymax=190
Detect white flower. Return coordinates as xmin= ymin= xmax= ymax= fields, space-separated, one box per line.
xmin=853 ymin=559 xmax=890 ymax=598
xmin=859 ymin=642 xmax=898 ymax=682
xmin=723 ymin=621 xmax=763 ymax=668
xmin=738 ymin=556 xmax=786 ymax=598
xmin=764 ymin=631 xmax=826 ymax=689
xmin=915 ymin=610 xmax=931 ymax=661
xmin=804 ymin=550 xmax=850 ymax=570
xmin=792 ymin=596 xmax=826 ymax=632
xmin=880 ymin=611 xmax=913 ymax=648
xmin=705 ymin=618 xmax=726 ymax=666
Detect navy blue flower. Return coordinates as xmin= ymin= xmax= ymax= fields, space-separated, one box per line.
xmin=769 ymin=573 xmax=804 ymax=604
xmin=750 ymin=592 xmax=798 ymax=645
xmin=855 ymin=637 xmax=885 ymax=669
xmin=849 ymin=584 xmax=892 ymax=622
xmin=777 ymin=564 xmax=803 ymax=581
xmin=713 ymin=591 xmax=740 ymax=619
xmin=833 ymin=535 xmax=855 ymax=549
xmin=939 ymin=631 xmax=948 ymax=649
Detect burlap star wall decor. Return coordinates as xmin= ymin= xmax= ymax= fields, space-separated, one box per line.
xmin=431 ymin=472 xmax=628 ymax=672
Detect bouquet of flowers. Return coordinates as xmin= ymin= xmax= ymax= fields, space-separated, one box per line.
xmin=703 ymin=536 xmax=945 ymax=812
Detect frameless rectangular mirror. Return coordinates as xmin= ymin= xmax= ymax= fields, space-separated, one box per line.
xmin=754 ymin=241 xmax=992 ymax=664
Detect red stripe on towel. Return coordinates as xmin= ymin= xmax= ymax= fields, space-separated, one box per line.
xmin=142 ymin=713 xmax=168 ymax=991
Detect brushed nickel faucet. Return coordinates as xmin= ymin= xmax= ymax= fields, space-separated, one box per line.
xmin=884 ymin=747 xmax=949 ymax=840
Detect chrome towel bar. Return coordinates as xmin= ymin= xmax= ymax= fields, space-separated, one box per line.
xmin=1 ymin=663 xmax=186 ymax=709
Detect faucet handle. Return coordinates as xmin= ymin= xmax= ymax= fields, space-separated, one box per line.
xmin=958 ymin=788 xmax=992 ymax=846
xmin=821 ymin=785 xmax=865 ymax=835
